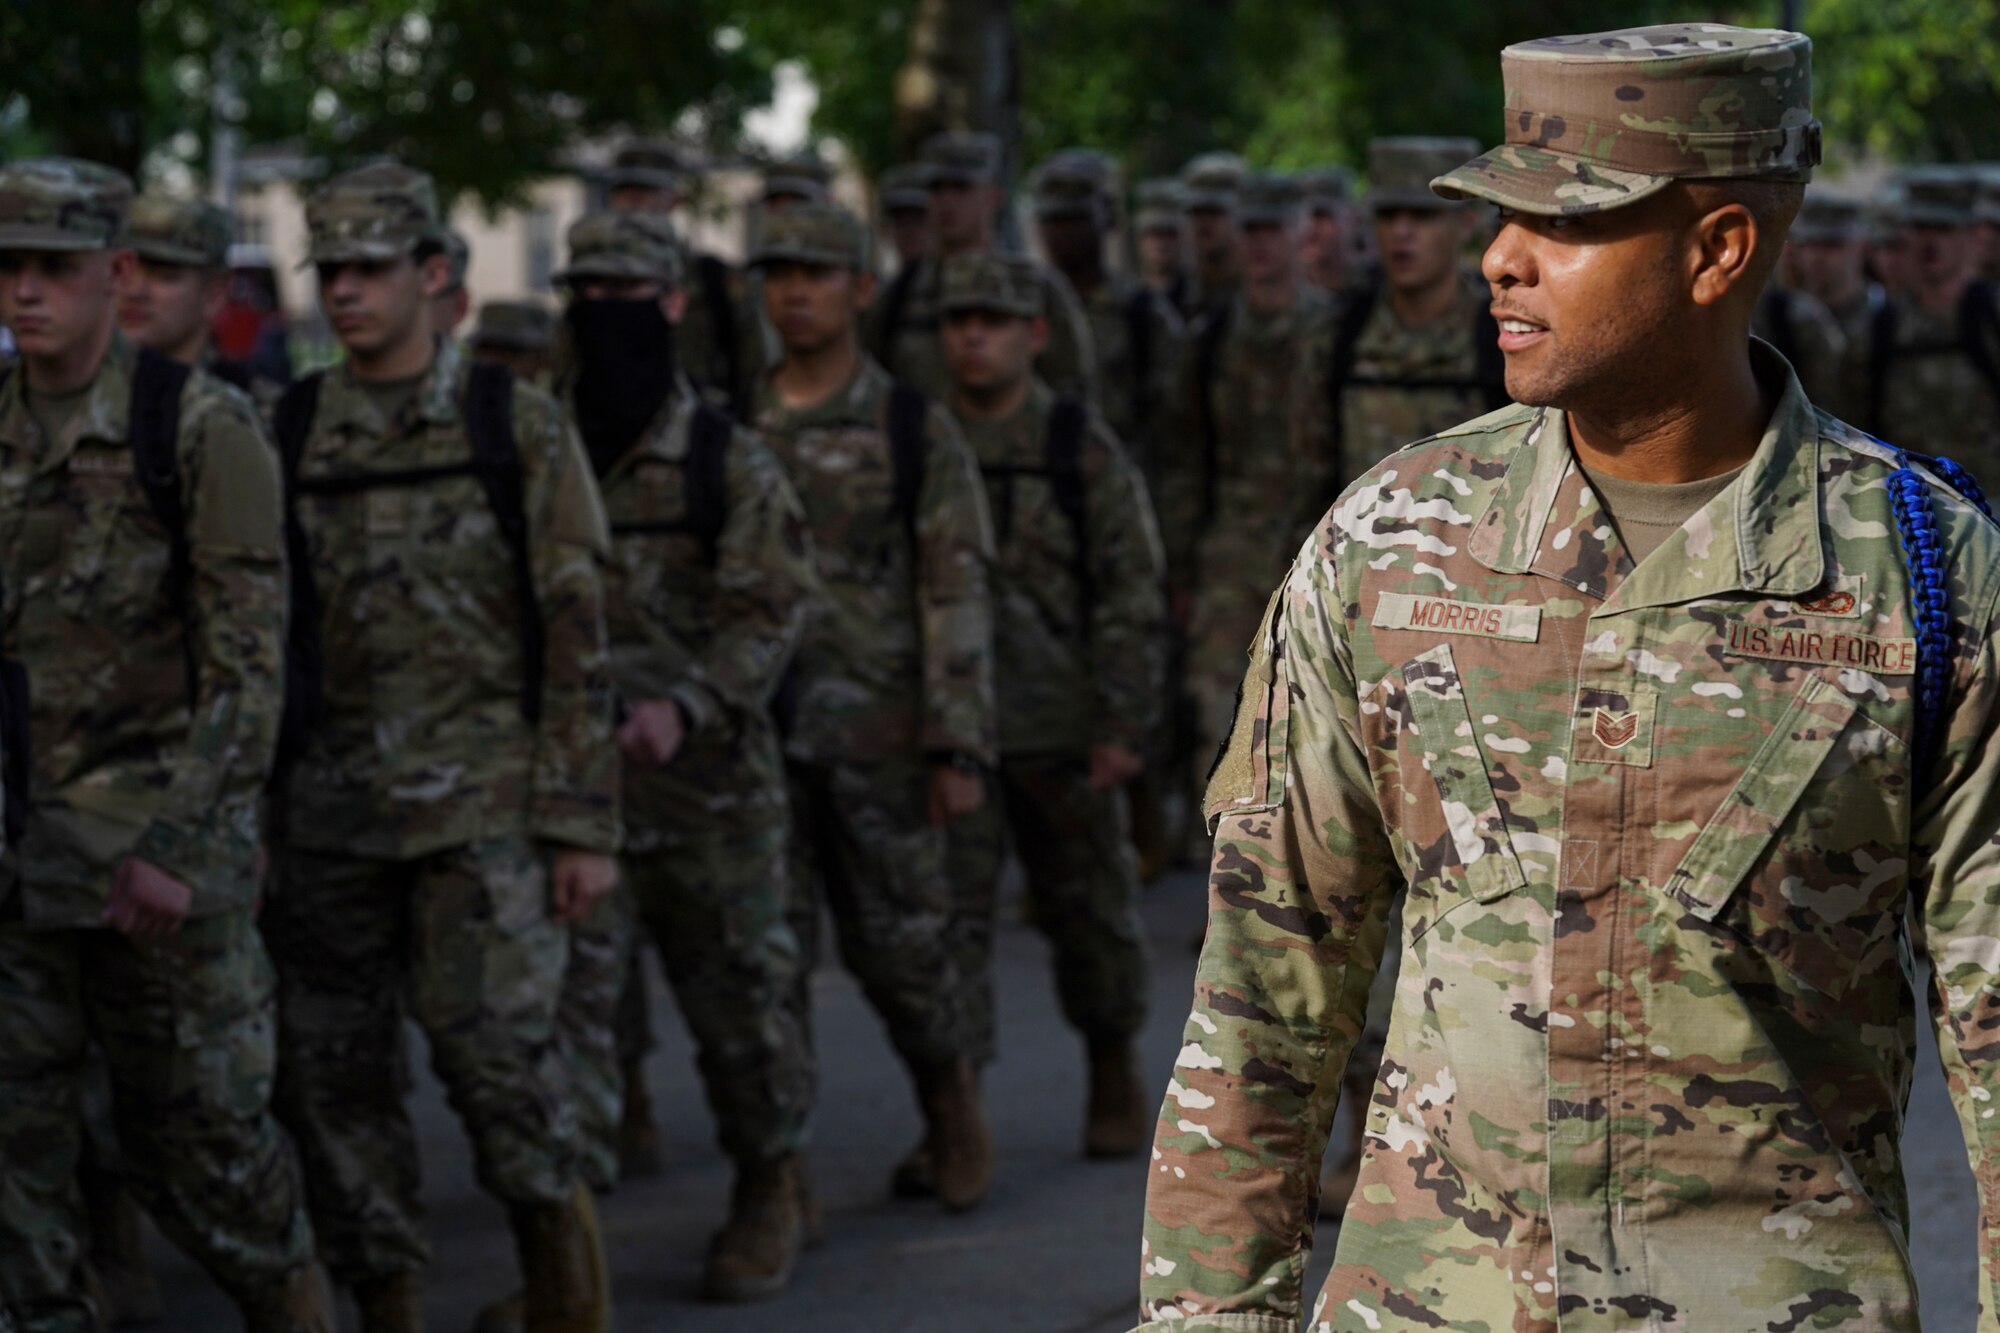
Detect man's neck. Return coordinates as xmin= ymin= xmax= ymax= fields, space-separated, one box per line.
xmin=1566 ymin=339 xmax=1771 ymax=485
xmin=1385 ymin=270 xmax=1464 ymax=328
xmin=772 ymin=330 xmax=861 ymax=410
xmin=24 ymin=317 xmax=115 ymax=395
xmin=164 ymin=332 xmax=208 ymax=368
xmin=1245 ymin=276 xmax=1297 ymax=318
xmin=952 ymin=372 xmax=1031 ymax=423
xmin=348 ymin=328 xmax=437 ymax=382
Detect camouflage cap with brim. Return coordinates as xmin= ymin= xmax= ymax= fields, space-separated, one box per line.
xmin=922 ymin=131 xmax=1003 ymax=186
xmin=0 ymin=157 xmax=133 ymax=252
xmin=1135 ymin=178 xmax=1186 ymax=232
xmin=556 ymin=210 xmax=684 ymax=286
xmin=302 ymin=162 xmax=441 ymax=268
xmin=1299 ymin=165 xmax=1356 ymax=213
xmin=1370 ymin=137 xmax=1481 ymax=210
xmin=1898 ymin=167 xmax=1981 ymax=228
xmin=472 ymin=299 xmax=556 ymax=351
xmin=750 ymin=203 xmax=869 ymax=270
xmin=438 ymin=228 xmax=470 ymax=292
xmin=1033 ymin=150 xmax=1116 ymax=220
xmin=1432 ymin=24 xmax=1821 ymax=217
xmin=763 ymin=155 xmax=833 ymax=204
xmin=881 ymin=164 xmax=932 ymax=213
xmin=939 ymin=251 xmax=1043 ymax=318
xmin=127 ymin=192 xmax=232 ymax=267
xmin=1179 ymin=151 xmax=1248 ymax=212
xmin=1789 ymin=189 xmax=1866 ymax=244
xmin=1236 ymin=172 xmax=1304 ymax=226
xmin=607 ymin=139 xmax=684 ymax=193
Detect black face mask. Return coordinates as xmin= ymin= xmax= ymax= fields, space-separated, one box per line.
xmin=567 ymin=297 xmax=676 ymax=473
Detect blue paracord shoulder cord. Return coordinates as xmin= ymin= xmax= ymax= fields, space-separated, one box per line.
xmin=1885 ymin=448 xmax=1992 ymax=772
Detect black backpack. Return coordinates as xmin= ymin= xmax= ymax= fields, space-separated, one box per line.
xmin=271 ymin=362 xmax=543 ymax=766
xmin=873 ymin=260 xmax=928 ymax=368
xmin=1865 ymin=279 xmax=2000 ymax=438
xmin=692 ymin=253 xmax=743 ymax=417
xmin=606 ymin=401 xmax=736 ymax=564
xmin=1122 ymin=288 xmax=1156 ymax=442
xmin=977 ymin=397 xmax=1092 ymax=619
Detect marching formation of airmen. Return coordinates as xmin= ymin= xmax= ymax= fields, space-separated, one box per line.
xmin=4 ymin=28 xmax=2000 ymax=1331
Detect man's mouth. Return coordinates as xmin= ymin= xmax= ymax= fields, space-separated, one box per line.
xmin=1494 ymin=311 xmax=1547 ymax=351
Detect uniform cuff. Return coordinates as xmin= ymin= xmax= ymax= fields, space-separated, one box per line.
xmin=531 ymin=801 xmax=623 ymax=856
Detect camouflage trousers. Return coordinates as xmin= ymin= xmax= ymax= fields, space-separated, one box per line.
xmin=786 ymin=757 xmax=963 ymax=1073
xmin=564 ymin=825 xmax=811 ymax=1187
xmin=0 ymin=911 xmax=314 ymax=1329
xmin=264 ymin=838 xmax=576 ymax=1285
xmin=944 ymin=755 xmax=1151 ymax=1066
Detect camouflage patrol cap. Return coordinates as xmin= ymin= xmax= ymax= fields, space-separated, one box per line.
xmin=607 ymin=139 xmax=684 ymax=193
xmin=922 ymin=131 xmax=1003 ymax=186
xmin=1298 ymin=166 xmax=1356 ymax=215
xmin=1033 ymin=149 xmax=1117 ymax=220
xmin=1432 ymin=24 xmax=1822 ymax=216
xmin=556 ymin=210 xmax=684 ymax=286
xmin=437 ymin=228 xmax=469 ymax=293
xmin=1236 ymin=172 xmax=1304 ymax=226
xmin=471 ymin=300 xmax=556 ymax=352
xmin=1371 ymin=137 xmax=1481 ymax=211
xmin=750 ymin=203 xmax=870 ymax=270
xmin=127 ymin=192 xmax=232 ymax=267
xmin=1898 ymin=167 xmax=1981 ymax=227
xmin=1789 ymin=190 xmax=1866 ymax=244
xmin=303 ymin=162 xmax=441 ymax=268
xmin=1134 ymin=178 xmax=1185 ymax=233
xmin=881 ymin=164 xmax=932 ymax=213
xmin=763 ymin=155 xmax=833 ymax=204
xmin=939 ymin=251 xmax=1043 ymax=318
xmin=1179 ymin=152 xmax=1247 ymax=212
xmin=0 ymin=157 xmax=133 ymax=252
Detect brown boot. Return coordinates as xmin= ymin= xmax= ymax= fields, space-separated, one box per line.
xmin=703 ymin=1157 xmax=807 ymax=1301
xmin=86 ymin=1186 xmax=160 ymax=1327
xmin=888 ymin=1135 xmax=934 ymax=1199
xmin=507 ymin=1185 xmax=611 ymax=1333
xmin=353 ymin=1270 xmax=426 ymax=1333
xmin=1083 ymin=1039 xmax=1149 ymax=1158
xmin=616 ymin=1064 xmax=663 ymax=1178
xmin=915 ymin=1062 xmax=992 ymax=1213
xmin=1318 ymin=1075 xmax=1372 ymax=1221
xmin=237 ymin=1265 xmax=336 ymax=1333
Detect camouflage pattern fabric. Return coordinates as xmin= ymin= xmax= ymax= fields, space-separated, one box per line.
xmin=751 ymin=356 xmax=997 ymax=769
xmin=560 ymin=881 xmax=637 ymax=1192
xmin=0 ymin=157 xmax=132 ymax=251
xmin=871 ymin=255 xmax=1102 ymax=411
xmin=1077 ymin=271 xmax=1185 ymax=474
xmin=753 ymin=203 xmax=871 ymax=269
xmin=1135 ymin=349 xmax=2000 ymax=1330
xmin=1846 ymin=286 xmax=2000 ymax=500
xmin=940 ymin=250 xmax=1045 ymax=318
xmin=1432 ymin=25 xmax=1821 ymax=216
xmin=0 ymin=336 xmax=285 ymax=925
xmin=473 ymin=300 xmax=557 ymax=353
xmin=267 ymin=837 xmax=575 ymax=1284
xmin=556 ymin=210 xmax=683 ymax=286
xmin=921 ymin=131 xmax=1003 ymax=186
xmin=0 ymin=910 xmax=313 ymax=1326
xmin=126 ymin=193 xmax=232 ymax=268
xmin=281 ymin=338 xmax=622 ymax=859
xmin=880 ymin=164 xmax=931 ymax=214
xmin=302 ymin=162 xmax=441 ymax=264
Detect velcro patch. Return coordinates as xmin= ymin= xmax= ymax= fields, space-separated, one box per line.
xmin=1724 ymin=622 xmax=1915 ymax=675
xmin=1373 ymin=592 xmax=1540 ymax=643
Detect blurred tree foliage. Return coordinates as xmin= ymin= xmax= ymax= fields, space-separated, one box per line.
xmin=3 ymin=0 xmax=1997 ymax=199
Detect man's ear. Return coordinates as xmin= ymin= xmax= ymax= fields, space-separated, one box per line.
xmin=416 ymin=251 xmax=450 ymax=300
xmin=1690 ymin=202 xmax=1759 ymax=309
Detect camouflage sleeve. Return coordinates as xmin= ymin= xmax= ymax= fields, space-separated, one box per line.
xmin=129 ymin=383 xmax=287 ymax=903
xmin=1156 ymin=332 xmax=1207 ymax=596
xmin=1142 ymin=299 xmax=1188 ymax=467
xmin=1289 ymin=309 xmax=1342 ymax=537
xmin=519 ymin=388 xmax=622 ymax=853
xmin=1083 ymin=422 xmax=1167 ymax=751
xmin=1136 ymin=540 xmax=1400 ymax=1329
xmin=1913 ymin=575 xmax=2000 ymax=1330
xmin=1040 ymin=266 xmax=1103 ymax=410
xmin=915 ymin=403 xmax=998 ymax=766
xmin=666 ymin=428 xmax=818 ymax=736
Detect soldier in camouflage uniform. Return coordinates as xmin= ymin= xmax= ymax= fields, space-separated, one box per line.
xmin=1788 ymin=191 xmax=1881 ymax=345
xmin=1133 ymin=25 xmax=2000 ymax=1332
xmin=1161 ymin=172 xmax=1335 ymax=821
xmin=750 ymin=204 xmax=1001 ymax=1213
xmin=261 ymin=164 xmax=620 ymax=1333
xmin=471 ymin=300 xmax=557 ymax=385
xmin=0 ymin=158 xmax=326 ymax=1333
xmin=549 ymin=209 xmax=819 ymax=1303
xmin=1173 ymin=152 xmax=1248 ymax=324
xmin=1133 ymin=178 xmax=1188 ymax=303
xmin=935 ymin=251 xmax=1166 ymax=1158
xmin=869 ymin=131 xmax=1099 ymax=408
xmin=1845 ymin=167 xmax=2000 ymax=500
xmin=429 ymin=227 xmax=471 ymax=339
xmin=880 ymin=163 xmax=932 ymax=276
xmin=1299 ymin=166 xmax=1359 ymax=296
xmin=115 ymin=192 xmax=283 ymax=409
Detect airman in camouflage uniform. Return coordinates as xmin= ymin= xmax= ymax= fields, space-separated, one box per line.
xmin=1299 ymin=166 xmax=1359 ymax=295
xmin=750 ymin=204 xmax=1001 ymax=1213
xmin=1788 ymin=190 xmax=1883 ymax=353
xmin=470 ymin=300 xmax=557 ymax=385
xmin=1133 ymin=178 xmax=1188 ymax=303
xmin=1173 ymin=152 xmax=1248 ymax=324
xmin=1161 ymin=172 xmax=1335 ymax=812
xmin=261 ymin=163 xmax=620 ymax=1333
xmin=935 ymin=251 xmax=1166 ymax=1158
xmin=1845 ymin=167 xmax=2000 ymax=500
xmin=869 ymin=131 xmax=1099 ymax=408
xmin=551 ymin=209 xmax=820 ymax=1302
xmin=0 ymin=158 xmax=325 ymax=1333
xmin=880 ymin=163 xmax=932 ymax=275
xmin=1132 ymin=26 xmax=2000 ymax=1332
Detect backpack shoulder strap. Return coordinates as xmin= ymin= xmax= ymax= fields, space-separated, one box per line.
xmin=1123 ymin=288 xmax=1154 ymax=434
xmin=272 ymin=370 xmax=327 ymax=489
xmin=1046 ymin=397 xmax=1092 ymax=618
xmin=1194 ymin=304 xmax=1234 ymax=527
xmin=694 ymin=254 xmax=741 ymax=415
xmin=685 ymin=401 xmax=735 ymax=562
xmin=885 ymin=381 xmax=930 ymax=547
xmin=271 ymin=370 xmax=326 ymax=771
xmin=128 ymin=348 xmax=196 ymax=702
xmin=463 ymin=362 xmax=545 ymax=725
xmin=1325 ymin=281 xmax=1380 ymax=472
xmin=876 ymin=262 xmax=923 ymax=364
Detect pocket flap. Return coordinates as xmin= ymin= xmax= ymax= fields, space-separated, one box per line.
xmin=1402 ymin=644 xmax=1527 ymax=903
xmin=1664 ymin=673 xmax=1860 ymax=921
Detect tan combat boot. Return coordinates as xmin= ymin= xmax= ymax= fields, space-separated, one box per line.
xmin=506 ymin=1184 xmax=611 ymax=1333
xmin=915 ymin=1061 xmax=992 ymax=1213
xmin=1083 ymin=1039 xmax=1149 ymax=1158
xmin=238 ymin=1265 xmax=337 ymax=1333
xmin=703 ymin=1156 xmax=809 ymax=1301
xmin=616 ymin=1062 xmax=663 ymax=1178
xmin=86 ymin=1185 xmax=160 ymax=1327
xmin=353 ymin=1270 xmax=426 ymax=1333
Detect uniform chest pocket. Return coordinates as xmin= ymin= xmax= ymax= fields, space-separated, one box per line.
xmin=1665 ymin=673 xmax=1909 ymax=992
xmin=63 ymin=470 xmax=171 ymax=622
xmin=1400 ymin=644 xmax=1527 ymax=921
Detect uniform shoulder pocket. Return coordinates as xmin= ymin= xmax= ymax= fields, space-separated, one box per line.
xmin=1203 ymin=586 xmax=1290 ymax=827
